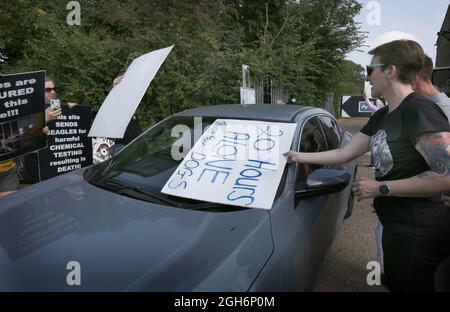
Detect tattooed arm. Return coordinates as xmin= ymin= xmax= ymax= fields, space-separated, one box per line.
xmin=352 ymin=132 xmax=450 ymax=201
xmin=386 ymin=132 xmax=450 ymax=197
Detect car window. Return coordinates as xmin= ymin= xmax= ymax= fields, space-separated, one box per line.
xmin=296 ymin=117 xmax=328 ymax=187
xmin=319 ymin=116 xmax=341 ymax=150
xmin=85 ymin=116 xmax=214 ymax=203
xmin=299 ymin=117 xmax=328 ymax=153
xmin=85 ymin=116 xmax=289 ymax=209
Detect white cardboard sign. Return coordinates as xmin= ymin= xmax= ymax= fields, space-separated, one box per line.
xmin=161 ymin=119 xmax=297 ymax=210
xmin=88 ymin=46 xmax=173 ymax=138
xmin=240 ymin=87 xmax=256 ymax=105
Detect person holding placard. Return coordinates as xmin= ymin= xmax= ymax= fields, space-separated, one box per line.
xmin=1 ymin=77 xmax=62 ymax=196
xmin=110 ymin=74 xmax=143 ymax=146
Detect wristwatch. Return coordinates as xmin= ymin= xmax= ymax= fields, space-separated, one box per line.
xmin=379 ymin=183 xmax=390 ymax=196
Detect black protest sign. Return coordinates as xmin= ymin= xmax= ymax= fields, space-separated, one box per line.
xmin=0 ymin=71 xmax=46 ymax=161
xmin=341 ymin=96 xmax=385 ymax=117
xmin=37 ymin=104 xmax=93 ymax=181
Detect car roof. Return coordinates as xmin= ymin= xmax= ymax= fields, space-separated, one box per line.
xmin=174 ymin=104 xmax=315 ymax=122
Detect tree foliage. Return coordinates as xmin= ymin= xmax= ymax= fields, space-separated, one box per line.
xmin=0 ymin=0 xmax=366 ymax=126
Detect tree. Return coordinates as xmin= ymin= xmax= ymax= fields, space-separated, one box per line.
xmin=234 ymin=0 xmax=365 ymax=105
xmin=331 ymin=60 xmax=366 ymax=116
xmin=1 ymin=0 xmax=365 ymax=126
xmin=335 ymin=60 xmax=366 ymax=95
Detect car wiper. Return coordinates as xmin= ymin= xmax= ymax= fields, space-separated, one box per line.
xmin=183 ymin=201 xmax=248 ymax=211
xmin=93 ymin=178 xmax=246 ymax=211
xmin=183 ymin=202 xmax=223 ymax=210
xmin=101 ymin=179 xmax=181 ymax=207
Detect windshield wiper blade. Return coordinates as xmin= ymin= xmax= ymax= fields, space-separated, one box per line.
xmin=95 ymin=179 xmax=245 ymax=211
xmin=103 ymin=179 xmax=181 ymax=207
xmin=183 ymin=202 xmax=223 ymax=209
xmin=183 ymin=202 xmax=248 ymax=211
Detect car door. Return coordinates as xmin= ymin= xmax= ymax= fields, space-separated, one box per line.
xmin=317 ymin=115 xmax=351 ymax=230
xmin=293 ymin=115 xmax=345 ymax=283
xmin=319 ymin=115 xmax=356 ymax=220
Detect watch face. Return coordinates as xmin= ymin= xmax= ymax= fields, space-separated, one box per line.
xmin=379 ymin=185 xmax=389 ymax=195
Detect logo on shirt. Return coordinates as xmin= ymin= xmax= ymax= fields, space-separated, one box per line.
xmin=371 ymin=130 xmax=393 ymax=178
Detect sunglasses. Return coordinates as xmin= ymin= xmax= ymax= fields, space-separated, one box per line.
xmin=366 ymin=64 xmax=387 ymax=76
xmin=45 ymin=87 xmax=56 ymax=92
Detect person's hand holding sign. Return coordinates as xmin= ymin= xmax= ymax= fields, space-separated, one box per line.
xmin=45 ymin=106 xmax=61 ymax=123
xmin=113 ymin=74 xmax=124 ymax=86
xmin=283 ymin=151 xmax=302 ymax=164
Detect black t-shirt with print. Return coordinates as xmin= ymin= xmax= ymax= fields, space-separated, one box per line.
xmin=360 ymin=92 xmax=450 ymax=233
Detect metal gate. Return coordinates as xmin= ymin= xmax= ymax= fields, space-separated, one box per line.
xmin=254 ymin=77 xmax=290 ymax=104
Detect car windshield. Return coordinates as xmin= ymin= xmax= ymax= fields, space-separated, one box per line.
xmin=85 ymin=115 xmax=290 ymax=209
xmin=85 ymin=116 xmax=234 ymax=209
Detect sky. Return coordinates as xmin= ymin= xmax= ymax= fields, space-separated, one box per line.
xmin=345 ymin=0 xmax=449 ymax=95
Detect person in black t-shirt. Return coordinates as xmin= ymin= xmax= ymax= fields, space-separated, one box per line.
xmin=284 ymin=39 xmax=450 ymax=292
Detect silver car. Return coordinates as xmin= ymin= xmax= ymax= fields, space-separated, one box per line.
xmin=0 ymin=104 xmax=356 ymax=291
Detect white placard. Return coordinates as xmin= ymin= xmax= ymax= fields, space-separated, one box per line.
xmin=240 ymin=87 xmax=256 ymax=105
xmin=161 ymin=119 xmax=297 ymax=210
xmin=88 ymin=46 xmax=173 ymax=138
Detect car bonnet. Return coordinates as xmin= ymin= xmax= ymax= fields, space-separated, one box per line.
xmin=0 ymin=170 xmax=273 ymax=291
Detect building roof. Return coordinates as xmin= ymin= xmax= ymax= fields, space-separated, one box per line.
xmin=436 ymin=4 xmax=450 ymax=45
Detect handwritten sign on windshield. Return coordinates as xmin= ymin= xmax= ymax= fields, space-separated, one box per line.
xmin=161 ymin=119 xmax=297 ymax=210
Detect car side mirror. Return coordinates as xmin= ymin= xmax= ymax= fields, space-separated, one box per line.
xmin=295 ymin=168 xmax=351 ymax=198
